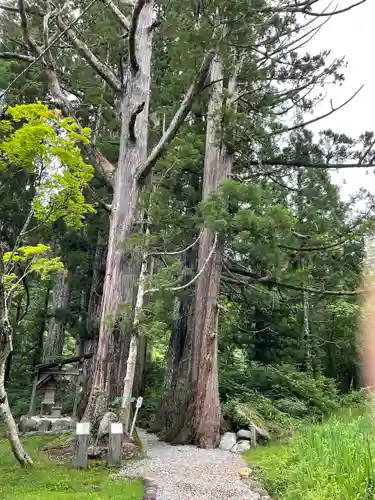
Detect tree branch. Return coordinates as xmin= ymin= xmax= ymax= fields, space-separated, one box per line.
xmin=0 ymin=3 xmax=42 ymax=16
xmin=273 ymin=85 xmax=363 ymax=135
xmin=101 ymin=0 xmax=130 ymax=30
xmin=145 ymin=233 xmax=218 ymax=295
xmin=147 ymin=231 xmax=202 ymax=258
xmin=0 ymin=52 xmax=33 ymax=62
xmin=247 ymin=158 xmax=375 ymax=170
xmin=129 ymin=0 xmax=146 ymax=74
xmin=224 ymin=268 xmax=360 ymax=296
xmin=137 ymin=50 xmax=215 ymax=182
xmin=55 ymin=15 xmax=122 ymax=92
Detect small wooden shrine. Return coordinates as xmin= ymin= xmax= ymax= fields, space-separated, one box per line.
xmin=28 ymin=353 xmax=93 ymax=418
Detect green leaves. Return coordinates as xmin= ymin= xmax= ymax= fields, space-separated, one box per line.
xmin=0 ymin=103 xmax=94 ymax=228
xmin=4 ymin=244 xmax=64 ymax=283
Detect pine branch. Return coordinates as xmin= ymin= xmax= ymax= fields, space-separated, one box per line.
xmin=247 ymin=158 xmax=375 ymax=170
xmin=137 ymin=50 xmax=215 ymax=182
xmin=273 ymin=86 xmax=364 ymax=135
xmin=224 ymin=268 xmax=360 ymax=296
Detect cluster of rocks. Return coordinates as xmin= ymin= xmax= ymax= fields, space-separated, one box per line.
xmin=219 ymin=426 xmax=269 ymax=454
xmin=19 ymin=415 xmax=73 ymax=435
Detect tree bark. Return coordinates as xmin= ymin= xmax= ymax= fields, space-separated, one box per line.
xmin=0 ymin=244 xmax=33 ymax=466
xmin=162 ymin=57 xmax=228 ymax=447
xmin=153 ymin=248 xmax=196 ymax=434
xmin=84 ymin=1 xmax=154 ymax=421
xmin=121 ymin=249 xmax=148 ymax=431
xmin=43 ymin=271 xmax=70 ymax=362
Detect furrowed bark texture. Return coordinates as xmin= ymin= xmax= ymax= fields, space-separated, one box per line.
xmin=0 ymin=244 xmax=33 ymax=466
xmin=153 ymin=248 xmax=196 ymax=434
xmin=162 ymin=58 xmax=227 ymax=447
xmin=84 ymin=1 xmax=153 ymax=421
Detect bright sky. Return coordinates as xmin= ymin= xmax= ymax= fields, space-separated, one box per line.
xmin=304 ymin=0 xmax=374 ymax=201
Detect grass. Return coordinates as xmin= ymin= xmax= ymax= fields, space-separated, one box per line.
xmin=0 ymin=433 xmax=144 ymax=500
xmin=244 ymin=407 xmax=375 ymax=500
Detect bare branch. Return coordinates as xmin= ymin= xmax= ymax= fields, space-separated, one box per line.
xmin=129 ymin=0 xmax=146 ymax=74
xmin=283 ymin=0 xmax=366 ymax=17
xmin=0 ymin=52 xmax=33 ymax=62
xmin=276 ymin=86 xmax=364 ymax=134
xmin=55 ymin=15 xmax=122 ymax=92
xmin=137 ymin=50 xmax=215 ymax=181
xmin=147 ymin=231 xmax=203 ymax=258
xmin=145 ymin=232 xmax=218 ymax=295
xmin=101 ymin=0 xmax=130 ymax=30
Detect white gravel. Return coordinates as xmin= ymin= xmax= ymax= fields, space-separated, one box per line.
xmin=120 ymin=430 xmax=264 ymax=500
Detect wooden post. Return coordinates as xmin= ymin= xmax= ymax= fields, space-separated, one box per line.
xmin=28 ymin=375 xmax=38 ymax=417
xmin=108 ymin=422 xmax=123 ymax=467
xmin=73 ymin=422 xmax=91 ymax=469
xmin=250 ymin=425 xmax=257 ymax=448
xmin=72 ymin=359 xmax=84 ymax=420
xmin=130 ymin=396 xmax=143 ymax=437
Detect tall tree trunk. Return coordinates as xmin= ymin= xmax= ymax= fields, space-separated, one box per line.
xmin=33 ymin=284 xmax=52 ymax=368
xmin=162 ymin=57 xmax=229 ymax=447
xmin=43 ymin=271 xmax=70 ymax=363
xmin=0 ymin=244 xmax=33 ymax=466
xmin=86 ymin=230 xmax=106 ymax=341
xmin=84 ymin=1 xmax=154 ymax=421
xmin=153 ymin=248 xmax=196 ymax=433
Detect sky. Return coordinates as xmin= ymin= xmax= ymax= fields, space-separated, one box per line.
xmin=304 ymin=0 xmax=375 ymax=201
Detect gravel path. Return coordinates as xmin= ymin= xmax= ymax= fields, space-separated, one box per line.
xmin=120 ymin=430 xmax=267 ymax=500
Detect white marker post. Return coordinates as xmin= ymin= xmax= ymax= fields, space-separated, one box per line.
xmin=73 ymin=422 xmax=91 ymax=468
xmin=129 ymin=396 xmax=143 ymax=437
xmin=108 ymin=422 xmax=123 ymax=467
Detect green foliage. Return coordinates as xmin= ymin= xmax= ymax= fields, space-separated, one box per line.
xmin=0 ymin=103 xmax=94 ymax=227
xmin=4 ymin=245 xmax=64 ymax=282
xmin=245 ymin=409 xmax=375 ymax=500
xmin=0 ymin=435 xmax=143 ymax=500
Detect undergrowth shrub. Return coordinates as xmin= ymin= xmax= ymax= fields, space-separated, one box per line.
xmin=220 ymin=361 xmax=340 ymax=437
xmin=245 ymin=409 xmax=375 ymax=500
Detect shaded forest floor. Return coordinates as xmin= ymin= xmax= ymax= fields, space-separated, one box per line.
xmin=245 ymin=407 xmax=375 ymax=500
xmin=0 ymin=434 xmax=143 ymax=500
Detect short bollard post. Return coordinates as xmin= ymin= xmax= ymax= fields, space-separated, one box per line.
xmin=108 ymin=422 xmax=123 ymax=467
xmin=250 ymin=425 xmax=257 ymax=448
xmin=73 ymin=422 xmax=91 ymax=469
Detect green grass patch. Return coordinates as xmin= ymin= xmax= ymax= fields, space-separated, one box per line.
xmin=244 ymin=408 xmax=375 ymax=500
xmin=0 ymin=434 xmax=144 ymax=500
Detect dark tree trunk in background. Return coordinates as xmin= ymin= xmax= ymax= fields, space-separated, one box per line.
xmin=154 ymin=248 xmax=196 ymax=433
xmin=43 ymin=271 xmax=70 ymax=362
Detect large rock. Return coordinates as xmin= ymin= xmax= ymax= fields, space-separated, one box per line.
xmin=98 ymin=411 xmax=119 ymax=438
xmin=219 ymin=432 xmax=237 ymax=451
xmin=254 ymin=425 xmax=270 ymax=442
xmin=231 ymin=440 xmax=251 ymax=454
xmin=36 ymin=419 xmax=52 ymax=432
xmin=237 ymin=429 xmax=253 ymax=441
xmin=19 ymin=417 xmax=38 ymax=433
xmin=51 ymin=418 xmax=73 ymax=432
